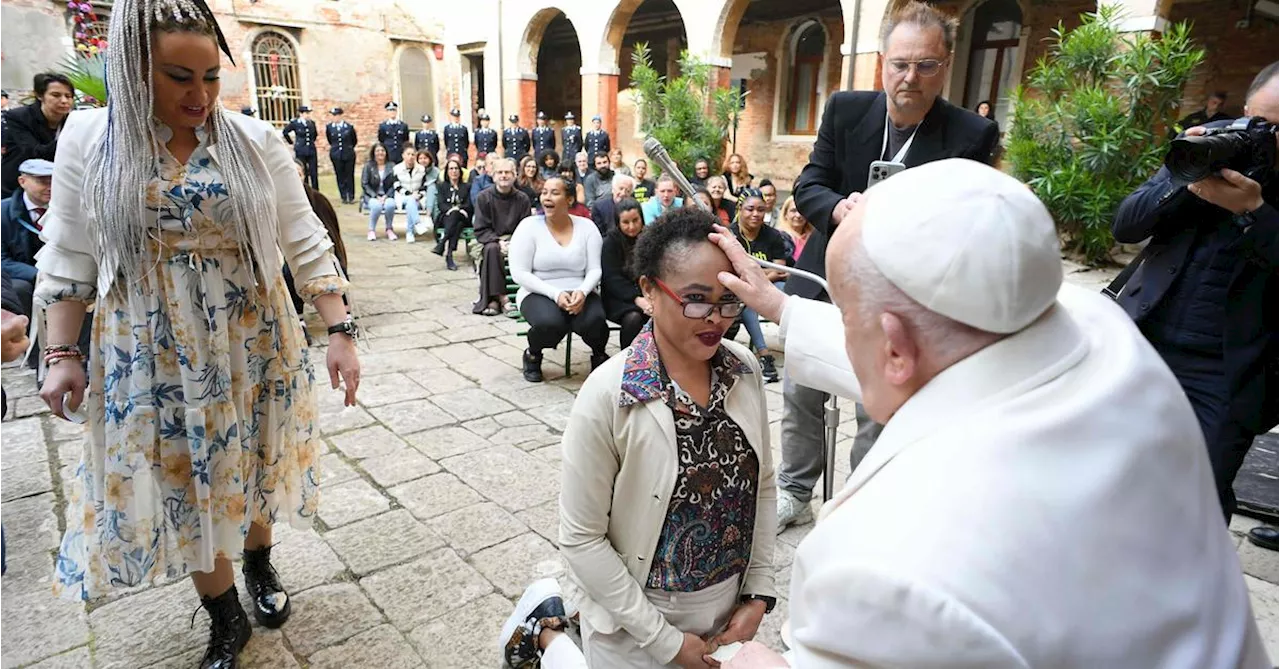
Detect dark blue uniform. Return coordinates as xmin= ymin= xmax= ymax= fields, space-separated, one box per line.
xmin=532 ymin=125 xmax=556 ymax=155
xmin=326 ymin=120 xmax=358 ymax=203
xmin=283 ymin=118 xmax=319 ymax=189
xmin=585 ymin=128 xmax=611 ymax=157
xmin=561 ymin=124 xmax=583 ymax=158
xmin=503 ymin=126 xmax=532 ymax=162
xmin=414 ymin=128 xmax=440 ymax=161
xmin=474 ymin=126 xmax=499 ymax=156
xmin=443 ymin=122 xmax=470 ymax=166
xmin=378 ymin=119 xmax=410 ymax=160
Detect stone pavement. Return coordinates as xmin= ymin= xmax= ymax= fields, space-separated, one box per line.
xmin=1 ymin=200 xmax=1276 ymax=668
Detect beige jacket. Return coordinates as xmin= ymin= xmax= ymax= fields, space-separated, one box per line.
xmin=559 ymin=339 xmax=778 ymax=665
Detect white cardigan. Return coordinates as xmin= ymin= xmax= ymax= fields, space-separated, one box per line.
xmin=508 ymin=214 xmax=602 ymax=310
xmin=35 ymin=107 xmax=338 ymax=299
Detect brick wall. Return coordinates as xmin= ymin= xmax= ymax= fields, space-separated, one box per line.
xmin=1170 ymin=0 xmax=1277 ymax=116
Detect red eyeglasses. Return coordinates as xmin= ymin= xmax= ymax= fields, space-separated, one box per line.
xmin=653 ymin=278 xmax=746 ymax=319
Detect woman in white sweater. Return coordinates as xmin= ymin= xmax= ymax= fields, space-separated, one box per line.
xmin=509 ymin=176 xmax=609 ymax=382
xmin=393 ymin=145 xmax=426 ymax=243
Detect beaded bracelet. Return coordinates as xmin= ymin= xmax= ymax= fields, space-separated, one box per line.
xmin=44 ymin=344 xmax=81 ymax=355
xmin=44 ymin=349 xmax=84 ymax=366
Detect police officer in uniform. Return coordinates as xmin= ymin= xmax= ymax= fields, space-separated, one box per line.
xmin=532 ymin=110 xmax=556 ymax=156
xmin=474 ymin=110 xmax=498 ymax=157
xmin=442 ymin=107 xmax=471 ymax=167
xmin=561 ymin=111 xmax=583 ymax=159
xmin=414 ymin=114 xmax=440 ymax=164
xmin=378 ymin=101 xmax=410 ymax=161
xmin=585 ymin=113 xmax=611 ymax=157
xmin=503 ymin=114 xmax=531 ymax=163
xmin=326 ymin=107 xmax=358 ymax=204
xmin=283 ymin=105 xmax=319 ymax=189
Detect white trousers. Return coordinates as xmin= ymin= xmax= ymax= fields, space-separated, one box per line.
xmin=543 ymin=577 xmax=739 ymax=669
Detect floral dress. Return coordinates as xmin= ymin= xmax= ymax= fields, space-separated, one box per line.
xmin=48 ymin=124 xmax=346 ymax=601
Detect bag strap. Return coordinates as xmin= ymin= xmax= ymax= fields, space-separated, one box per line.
xmin=1102 ymin=251 xmax=1145 ymax=300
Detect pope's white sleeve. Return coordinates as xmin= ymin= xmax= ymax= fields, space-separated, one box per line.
xmin=779 ymin=296 xmax=863 ymax=400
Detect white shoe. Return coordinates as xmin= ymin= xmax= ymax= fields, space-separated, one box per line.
xmin=406 ymin=231 xmax=416 ymax=243
xmin=367 ymin=230 xmax=377 ymax=241
xmin=776 ymin=489 xmax=813 ymax=533
xmin=499 ymin=578 xmax=568 ymax=668
xmin=386 ymin=229 xmax=398 ymax=241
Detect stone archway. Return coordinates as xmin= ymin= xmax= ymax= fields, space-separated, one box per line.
xmin=599 ymin=0 xmax=691 ymax=149
xmin=515 ymin=7 xmax=585 ymax=133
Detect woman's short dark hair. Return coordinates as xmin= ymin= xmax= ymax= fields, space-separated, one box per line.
xmin=617 ymin=198 xmax=642 ymax=219
xmin=540 ymin=149 xmax=561 ymax=166
xmin=632 ymin=207 xmax=719 ymax=280
xmin=558 ymin=159 xmax=577 ymax=174
xmin=757 ymin=178 xmax=774 ymax=189
xmin=33 ymin=72 xmax=72 ymax=97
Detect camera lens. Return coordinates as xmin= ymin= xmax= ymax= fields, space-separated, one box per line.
xmin=1165 ymin=132 xmax=1251 ymax=182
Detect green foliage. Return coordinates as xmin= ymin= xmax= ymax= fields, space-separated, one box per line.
xmin=61 ymin=53 xmax=107 ymax=106
xmin=628 ymin=42 xmax=744 ymax=177
xmin=1005 ymin=5 xmax=1203 ymax=264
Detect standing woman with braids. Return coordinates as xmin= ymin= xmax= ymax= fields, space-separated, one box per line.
xmin=35 ymin=1 xmax=361 ymax=666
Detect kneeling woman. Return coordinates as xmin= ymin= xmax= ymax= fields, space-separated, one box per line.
xmin=541 ymin=209 xmax=778 ymax=667
xmin=509 ymin=177 xmax=610 ymax=382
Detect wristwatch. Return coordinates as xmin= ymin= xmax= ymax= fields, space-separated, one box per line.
xmin=327 ymin=317 xmax=359 ymax=339
xmin=740 ymin=594 xmax=777 ymax=614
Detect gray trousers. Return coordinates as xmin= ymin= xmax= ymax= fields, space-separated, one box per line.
xmin=778 ymin=378 xmax=884 ymax=503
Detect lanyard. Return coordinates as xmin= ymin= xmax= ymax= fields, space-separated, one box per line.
xmin=880 ymin=111 xmax=919 ymax=163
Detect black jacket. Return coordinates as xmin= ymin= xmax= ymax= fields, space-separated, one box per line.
xmin=601 ymin=230 xmax=642 ymax=322
xmin=1 ymin=103 xmax=63 ymax=198
xmin=282 ymin=118 xmax=317 ymax=156
xmin=1112 ymin=152 xmax=1277 ymax=433
xmin=326 ymin=121 xmax=357 ymax=160
xmin=361 ymin=162 xmax=398 ymax=200
xmin=437 ymin=179 xmax=473 ymax=220
xmin=790 ymin=91 xmax=999 ymax=299
xmin=1 ymin=190 xmax=42 ymax=283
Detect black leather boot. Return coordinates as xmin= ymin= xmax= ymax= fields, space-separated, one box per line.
xmin=432 ymin=239 xmax=445 ymax=256
xmin=522 ymin=349 xmax=544 ymax=383
xmin=197 ymin=584 xmax=251 ymax=669
xmin=242 ymin=546 xmax=291 ymax=628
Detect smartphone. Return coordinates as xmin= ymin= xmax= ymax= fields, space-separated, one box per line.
xmin=868 ymin=160 xmax=906 ymax=187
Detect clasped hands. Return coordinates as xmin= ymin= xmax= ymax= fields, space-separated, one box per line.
xmin=674 ymin=599 xmax=768 ymax=669
xmin=557 ymin=290 xmax=587 ymax=315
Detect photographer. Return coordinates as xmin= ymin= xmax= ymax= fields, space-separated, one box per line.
xmin=1112 ymin=62 xmax=1277 ymax=535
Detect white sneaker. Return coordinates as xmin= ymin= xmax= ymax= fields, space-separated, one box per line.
xmin=499 ymin=578 xmax=569 ymax=668
xmin=776 ymin=489 xmax=813 ymax=533
xmin=367 ymin=230 xmax=377 ymax=241
xmin=406 ymin=231 xmax=415 ymax=243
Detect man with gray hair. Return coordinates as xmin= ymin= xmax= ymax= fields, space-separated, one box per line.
xmin=777 ymin=0 xmax=1001 ymax=532
xmin=471 ymin=157 xmax=529 ymax=317
xmin=713 ymin=158 xmax=1267 ymax=666
xmin=588 ymin=172 xmax=634 ymax=236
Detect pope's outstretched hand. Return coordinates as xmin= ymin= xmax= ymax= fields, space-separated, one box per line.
xmin=709 ymin=224 xmax=788 ymax=324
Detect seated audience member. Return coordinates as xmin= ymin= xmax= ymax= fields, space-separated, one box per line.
xmin=582 ymin=152 xmax=614 ymax=208
xmin=690 ymin=157 xmax=711 ymax=188
xmin=600 ymin=199 xmax=649 ymax=348
xmin=471 ymin=158 xmax=530 ymax=317
xmin=362 ymin=143 xmax=398 ymax=241
xmin=573 ymin=150 xmax=591 ymax=185
xmin=589 ymin=173 xmax=635 ymax=237
xmin=393 ymin=145 xmax=427 ymax=243
xmin=730 ymin=188 xmax=790 ymax=382
xmin=2 ymin=73 xmax=72 ymax=198
xmin=642 ymin=174 xmax=684 ymax=225
xmin=722 ymin=153 xmax=754 ymax=202
xmin=759 ymin=179 xmax=780 ymax=226
xmin=517 ymin=155 xmax=542 ymax=204
xmin=417 ymin=150 xmax=441 ymax=224
xmin=1 ymin=158 xmax=53 ymax=316
xmin=632 ymin=158 xmax=656 ymax=202
xmin=509 ymin=177 xmax=608 ymax=383
xmin=469 ymin=153 xmax=495 ymax=200
xmin=609 ymin=147 xmax=631 ymax=177
xmin=705 ymin=175 xmax=736 ymax=225
xmin=690 ymin=186 xmax=713 ymax=212
xmin=434 ymin=157 xmax=473 ymax=271
xmin=499 ymin=208 xmax=776 ymax=669
xmin=538 ymin=150 xmax=561 ymax=181
xmin=778 ymin=196 xmax=813 ymax=263
xmin=557 ymin=161 xmax=592 ymax=219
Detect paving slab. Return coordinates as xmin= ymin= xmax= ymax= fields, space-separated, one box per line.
xmin=326 ymin=509 xmax=447 ymax=576
xmin=308 ymin=624 xmax=425 ymax=669
xmin=359 ymin=548 xmax=493 ymax=631
xmin=389 ymin=472 xmax=484 ymax=520
xmin=283 ymin=583 xmax=386 ymax=657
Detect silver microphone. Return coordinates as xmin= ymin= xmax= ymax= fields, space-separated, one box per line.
xmin=641 ymin=135 xmax=830 ymax=293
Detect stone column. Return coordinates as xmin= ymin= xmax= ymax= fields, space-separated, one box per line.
xmin=503 ymin=75 xmax=538 ymax=136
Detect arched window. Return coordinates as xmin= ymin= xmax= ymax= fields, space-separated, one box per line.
xmin=961 ymin=0 xmax=1022 ymax=125
xmin=398 ymin=47 xmax=434 ymax=128
xmin=251 ymin=32 xmax=302 ymax=127
xmin=782 ymin=21 xmax=827 ymax=135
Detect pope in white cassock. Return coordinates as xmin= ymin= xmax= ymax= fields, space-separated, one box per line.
xmin=713 ymin=159 xmax=1270 ymax=668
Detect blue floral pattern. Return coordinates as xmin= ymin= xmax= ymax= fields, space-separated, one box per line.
xmin=50 ymin=126 xmax=340 ymax=601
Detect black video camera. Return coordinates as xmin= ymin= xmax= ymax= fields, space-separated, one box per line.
xmin=1165 ymin=116 xmax=1278 ymax=183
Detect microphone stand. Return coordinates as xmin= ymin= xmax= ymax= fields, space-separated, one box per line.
xmin=643 ymin=137 xmax=842 ymax=502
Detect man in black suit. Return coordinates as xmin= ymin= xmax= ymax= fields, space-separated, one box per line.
xmin=777 ymin=0 xmax=999 ymax=531
xmin=1174 ymin=91 xmax=1232 ymax=136
xmin=326 ymin=107 xmax=358 ymax=204
xmin=1112 ymin=63 xmax=1277 ymax=530
xmin=283 ymin=105 xmax=319 ymax=189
